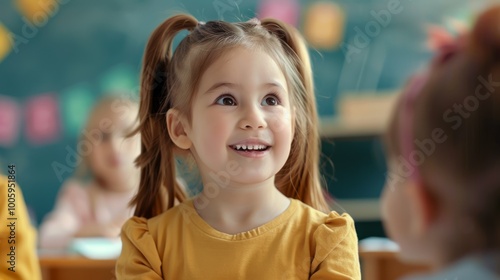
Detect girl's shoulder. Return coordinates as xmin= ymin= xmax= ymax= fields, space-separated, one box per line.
xmin=121 ymin=200 xmax=192 ymax=239
xmin=292 ymin=199 xmax=356 ymax=231
xmin=294 ymin=200 xmax=357 ymax=249
xmin=289 ymin=200 xmax=360 ymax=276
xmin=117 ymin=201 xmax=194 ymax=278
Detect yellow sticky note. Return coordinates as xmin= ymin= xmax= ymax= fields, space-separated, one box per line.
xmin=0 ymin=23 xmax=11 ymax=62
xmin=304 ymin=2 xmax=345 ymax=50
xmin=15 ymin=0 xmax=59 ymax=25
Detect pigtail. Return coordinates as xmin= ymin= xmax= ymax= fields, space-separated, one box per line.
xmin=132 ymin=14 xmax=197 ymax=218
xmin=261 ymin=19 xmax=329 ymax=212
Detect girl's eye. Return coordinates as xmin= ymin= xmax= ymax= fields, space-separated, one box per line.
xmin=101 ymin=132 xmax=111 ymax=142
xmin=215 ymin=95 xmax=237 ymax=106
xmin=262 ymin=94 xmax=280 ymax=106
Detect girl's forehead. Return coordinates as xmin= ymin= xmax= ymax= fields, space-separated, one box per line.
xmin=200 ymin=47 xmax=287 ymax=83
xmin=87 ymin=103 xmax=138 ymax=131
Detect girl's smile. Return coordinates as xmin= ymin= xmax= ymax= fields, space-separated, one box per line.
xmin=229 ymin=138 xmax=272 ymax=158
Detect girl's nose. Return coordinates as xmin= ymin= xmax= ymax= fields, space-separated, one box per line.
xmin=238 ymin=104 xmax=267 ymax=130
xmin=107 ymin=134 xmax=122 ymax=152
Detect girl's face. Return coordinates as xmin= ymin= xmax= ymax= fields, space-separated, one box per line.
xmin=86 ymin=102 xmax=140 ymax=191
xmin=184 ymin=47 xmax=294 ymax=187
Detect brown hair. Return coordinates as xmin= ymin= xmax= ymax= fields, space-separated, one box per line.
xmin=132 ymin=14 xmax=329 ymax=219
xmin=386 ymin=5 xmax=500 ymax=262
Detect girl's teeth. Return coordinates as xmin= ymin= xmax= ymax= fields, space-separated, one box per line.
xmin=232 ymin=144 xmax=268 ymax=151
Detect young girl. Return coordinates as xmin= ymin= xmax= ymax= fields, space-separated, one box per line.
xmin=116 ymin=15 xmax=360 ymax=279
xmin=381 ymin=5 xmax=500 ymax=279
xmin=39 ymin=96 xmax=141 ymax=249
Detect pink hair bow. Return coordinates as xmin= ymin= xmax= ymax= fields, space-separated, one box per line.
xmin=426 ymin=21 xmax=469 ymax=65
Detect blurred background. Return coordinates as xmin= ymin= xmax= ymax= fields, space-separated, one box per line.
xmin=0 ymin=0 xmax=495 ymax=240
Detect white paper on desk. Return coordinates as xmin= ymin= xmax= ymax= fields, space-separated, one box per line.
xmin=69 ymin=238 xmax=122 ymax=259
xmin=359 ymin=237 xmax=400 ymax=251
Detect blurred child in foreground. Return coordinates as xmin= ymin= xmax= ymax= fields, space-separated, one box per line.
xmin=381 ymin=5 xmax=500 ymax=279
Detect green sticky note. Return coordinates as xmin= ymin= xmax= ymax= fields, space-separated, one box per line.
xmin=61 ymin=84 xmax=95 ymax=137
xmin=100 ymin=64 xmax=139 ymax=96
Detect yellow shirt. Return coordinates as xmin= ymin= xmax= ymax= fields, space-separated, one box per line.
xmin=116 ymin=199 xmax=361 ymax=279
xmin=0 ymin=174 xmax=41 ymax=280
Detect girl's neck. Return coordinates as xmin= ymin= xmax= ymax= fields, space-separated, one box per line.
xmin=193 ymin=177 xmax=290 ymax=234
xmin=93 ymin=175 xmax=137 ymax=194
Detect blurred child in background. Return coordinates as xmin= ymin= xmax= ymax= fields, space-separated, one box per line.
xmin=39 ymin=96 xmax=140 ymax=249
xmin=1 ymin=173 xmax=42 ymax=280
xmin=381 ymin=5 xmax=500 ymax=279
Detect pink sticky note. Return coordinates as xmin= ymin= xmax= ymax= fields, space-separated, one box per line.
xmin=0 ymin=96 xmax=20 ymax=146
xmin=25 ymin=93 xmax=60 ymax=144
xmin=258 ymin=0 xmax=299 ymax=27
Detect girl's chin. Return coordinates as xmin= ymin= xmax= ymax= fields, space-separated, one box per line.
xmin=396 ymin=242 xmax=434 ymax=265
xmin=101 ymin=169 xmax=137 ymax=181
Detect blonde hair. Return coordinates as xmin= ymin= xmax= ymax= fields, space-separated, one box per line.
xmin=133 ymin=14 xmax=329 ymax=219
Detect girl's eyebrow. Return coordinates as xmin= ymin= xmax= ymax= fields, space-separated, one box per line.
xmin=203 ymin=81 xmax=286 ymax=94
xmin=204 ymin=82 xmax=239 ymax=94
xmin=263 ymin=82 xmax=286 ymax=91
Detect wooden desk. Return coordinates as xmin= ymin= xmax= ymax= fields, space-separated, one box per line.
xmin=360 ymin=250 xmax=432 ymax=280
xmin=39 ymin=253 xmax=116 ymax=280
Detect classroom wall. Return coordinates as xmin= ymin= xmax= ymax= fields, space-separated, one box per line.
xmin=0 ymin=0 xmax=485 ymax=236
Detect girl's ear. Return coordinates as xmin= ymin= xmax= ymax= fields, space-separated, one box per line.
xmin=166 ymin=109 xmax=192 ymax=150
xmin=406 ymin=181 xmax=438 ymax=236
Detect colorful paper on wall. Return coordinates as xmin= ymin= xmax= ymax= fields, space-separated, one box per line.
xmin=0 ymin=96 xmax=20 ymax=147
xmin=15 ymin=0 xmax=59 ymax=25
xmin=61 ymin=84 xmax=95 ymax=137
xmin=304 ymin=2 xmax=345 ymax=50
xmin=0 ymin=23 xmax=11 ymax=63
xmin=25 ymin=93 xmax=60 ymax=144
xmin=258 ymin=0 xmax=299 ymax=27
xmin=100 ymin=64 xmax=138 ymax=96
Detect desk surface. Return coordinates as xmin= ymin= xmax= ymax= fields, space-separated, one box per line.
xmin=359 ymin=249 xmax=432 ymax=280
xmin=39 ymin=251 xmax=117 ymax=280
xmin=40 ymin=256 xmax=116 ymax=268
